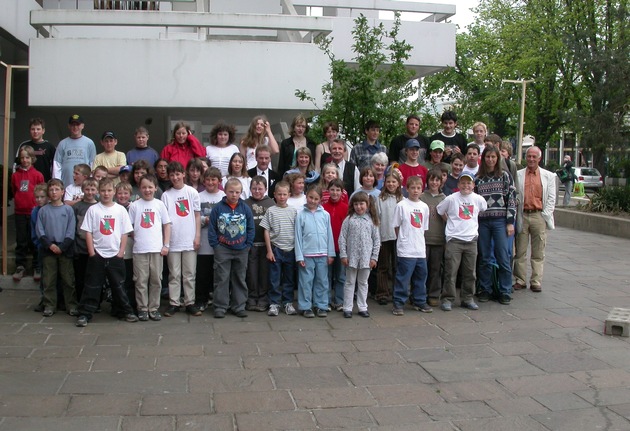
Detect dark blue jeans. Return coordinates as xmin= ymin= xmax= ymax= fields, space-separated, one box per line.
xmin=393 ymin=257 xmax=428 ymax=309
xmin=478 ymin=217 xmax=513 ymax=296
xmin=267 ymin=246 xmax=295 ymax=306
xmin=78 ymin=254 xmax=133 ymax=320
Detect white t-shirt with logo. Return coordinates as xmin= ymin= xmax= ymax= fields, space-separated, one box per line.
xmin=161 ymin=185 xmax=201 ymax=252
xmin=81 ymin=202 xmax=133 ymax=258
xmin=128 ymin=198 xmax=172 ymax=254
xmin=392 ymin=198 xmax=429 ymax=258
xmin=436 ymin=191 xmax=488 ymax=242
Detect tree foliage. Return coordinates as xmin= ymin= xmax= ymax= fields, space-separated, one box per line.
xmin=296 ymin=13 xmax=424 ymax=146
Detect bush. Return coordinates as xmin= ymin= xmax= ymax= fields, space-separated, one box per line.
xmin=582 ymin=186 xmax=630 ymax=213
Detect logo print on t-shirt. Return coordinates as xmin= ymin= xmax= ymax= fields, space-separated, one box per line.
xmin=140 ymin=211 xmax=154 ymax=228
xmin=176 ymin=199 xmax=190 ymax=217
xmin=459 ymin=204 xmax=473 ymax=220
xmin=100 ymin=217 xmax=115 ymax=235
xmin=410 ymin=210 xmax=423 ymax=228
xmin=20 ymin=180 xmax=29 ymax=192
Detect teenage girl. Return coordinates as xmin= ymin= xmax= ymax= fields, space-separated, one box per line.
xmin=223 ymin=152 xmax=251 ymax=200
xmin=319 ymin=163 xmax=348 ymax=205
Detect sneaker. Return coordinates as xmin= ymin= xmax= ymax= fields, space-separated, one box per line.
xmin=233 ymin=309 xmax=248 ymax=318
xmin=149 ymin=310 xmax=162 ymax=321
xmin=33 ymin=269 xmax=41 ymax=282
xmin=12 ymin=266 xmax=25 ymax=282
xmin=164 ymin=305 xmax=179 ymax=317
xmin=343 ymin=311 xmax=352 ymax=318
xmin=377 ymin=298 xmax=389 ymax=305
xmin=138 ymin=311 xmax=149 ymax=321
xmin=196 ymin=302 xmax=207 ymax=312
xmin=316 ymin=308 xmax=328 ymax=318
xmin=477 ymin=291 xmax=491 ymax=302
xmin=33 ymin=302 xmax=44 ymax=313
xmin=254 ymin=304 xmax=268 ymax=312
xmin=214 ymin=309 xmax=225 ymax=319
xmin=499 ymin=294 xmax=511 ymax=305
xmin=43 ymin=308 xmax=54 ymax=317
xmin=268 ymin=304 xmax=280 ymax=317
xmin=440 ymin=302 xmax=452 ymax=312
xmin=392 ymin=308 xmax=404 ymax=316
xmin=413 ymin=303 xmax=433 ymax=313
xmin=245 ymin=303 xmax=257 ymax=311
xmin=284 ymin=303 xmax=297 ymax=315
xmin=427 ymin=297 xmax=440 ymax=307
xmin=76 ymin=315 xmax=88 ymax=327
xmin=358 ymin=310 xmax=370 ymax=318
xmin=303 ymin=309 xmax=315 ymax=318
xmin=335 ymin=303 xmax=344 ymax=312
xmin=125 ymin=313 xmax=139 ymax=323
xmin=186 ymin=304 xmax=202 ymax=316
xmin=67 ymin=308 xmax=79 ymax=317
xmin=461 ymin=301 xmax=479 ymax=310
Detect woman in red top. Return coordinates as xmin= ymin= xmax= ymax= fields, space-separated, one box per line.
xmin=160 ymin=121 xmax=205 ymax=167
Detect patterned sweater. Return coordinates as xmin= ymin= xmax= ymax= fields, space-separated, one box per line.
xmin=475 ymin=171 xmax=516 ymax=225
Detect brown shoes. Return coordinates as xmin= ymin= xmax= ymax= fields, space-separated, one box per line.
xmin=530 ymin=285 xmax=542 ymax=292
xmin=513 ymin=283 xmax=526 ymax=291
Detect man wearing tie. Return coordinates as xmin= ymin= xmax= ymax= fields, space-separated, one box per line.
xmin=320 ymin=139 xmax=359 ymax=195
xmin=247 ymin=145 xmax=280 ymax=198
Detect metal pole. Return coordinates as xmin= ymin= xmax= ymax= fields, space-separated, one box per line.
xmin=502 ymin=79 xmax=534 ymax=164
xmin=1 ymin=62 xmax=30 ymax=275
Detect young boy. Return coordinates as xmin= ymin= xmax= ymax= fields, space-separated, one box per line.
xmin=14 ymin=118 xmax=56 ymax=182
xmin=261 ymin=181 xmax=298 ymax=316
xmin=75 ymin=178 xmax=136 ymax=327
xmin=92 ymin=165 xmax=109 ymax=182
xmin=208 ymin=178 xmax=255 ymax=319
xmin=322 ymin=179 xmax=349 ymax=311
xmin=461 ymin=144 xmax=480 ymax=178
xmin=73 ymin=178 xmax=99 ymax=301
xmin=129 ymin=173 xmax=171 ymax=321
xmin=93 ymin=131 xmax=127 ymax=183
xmin=443 ymin=153 xmax=465 ymax=196
xmin=115 ymin=181 xmax=136 ymax=313
xmin=391 ymin=176 xmax=431 ymax=316
xmin=31 ymin=183 xmax=49 ymax=309
xmin=436 ymin=173 xmax=488 ymax=311
xmin=397 ymin=138 xmax=429 ymax=190
xmin=349 ymin=120 xmax=388 ymax=171
xmin=161 ymin=161 xmax=202 ymax=317
xmin=12 ymin=145 xmax=45 ymax=281
xmin=64 ymin=163 xmax=91 ymax=206
xmin=196 ymin=167 xmax=225 ymax=311
xmin=126 ymin=126 xmax=160 ymax=167
xmin=245 ymin=176 xmax=275 ymax=311
xmin=36 ymin=179 xmax=79 ymax=317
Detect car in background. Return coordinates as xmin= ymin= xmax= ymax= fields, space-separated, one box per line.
xmin=574 ymin=167 xmax=604 ymax=189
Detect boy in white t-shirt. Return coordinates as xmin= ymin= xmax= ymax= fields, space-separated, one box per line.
xmin=64 ymin=163 xmax=90 ymax=206
xmin=436 ymin=173 xmax=488 ymax=311
xmin=195 ymin=167 xmax=225 ymax=311
xmin=161 ymin=161 xmax=201 ymax=317
xmin=391 ymin=176 xmax=431 ymax=316
xmin=461 ymin=144 xmax=480 ymax=178
xmin=76 ymin=178 xmax=136 ymax=327
xmin=128 ymin=174 xmax=171 ymax=321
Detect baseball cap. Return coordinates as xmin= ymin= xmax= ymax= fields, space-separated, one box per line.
xmin=68 ymin=114 xmax=84 ymax=124
xmin=458 ymin=173 xmax=475 ymax=182
xmin=406 ymin=139 xmax=421 ymax=149
xmin=430 ymin=140 xmax=445 ymax=151
xmin=102 ymin=131 xmax=117 ymax=140
xmin=119 ymin=165 xmax=132 ymax=174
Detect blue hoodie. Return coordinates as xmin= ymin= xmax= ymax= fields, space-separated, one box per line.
xmin=208 ymin=197 xmax=254 ymax=251
xmin=295 ymin=204 xmax=335 ymax=261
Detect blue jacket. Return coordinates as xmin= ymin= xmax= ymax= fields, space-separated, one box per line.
xmin=208 ymin=197 xmax=254 ymax=251
xmin=295 ymin=205 xmax=335 ymax=261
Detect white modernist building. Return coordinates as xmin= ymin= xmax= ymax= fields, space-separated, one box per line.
xmin=1 ymin=0 xmax=456 ymax=153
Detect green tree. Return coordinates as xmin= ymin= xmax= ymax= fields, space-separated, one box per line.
xmin=296 ymin=13 xmax=424 ymax=146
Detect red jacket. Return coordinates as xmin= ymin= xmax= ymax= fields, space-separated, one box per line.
xmin=160 ymin=133 xmax=205 ymax=167
xmin=11 ymin=166 xmax=45 ymax=215
xmin=323 ymin=198 xmax=349 ymax=253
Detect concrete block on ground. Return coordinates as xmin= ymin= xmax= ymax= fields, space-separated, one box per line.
xmin=605 ymin=308 xmax=630 ymax=337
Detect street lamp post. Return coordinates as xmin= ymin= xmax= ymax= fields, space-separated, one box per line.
xmin=1 ymin=62 xmax=30 ymax=275
xmin=503 ymin=78 xmax=534 ymax=164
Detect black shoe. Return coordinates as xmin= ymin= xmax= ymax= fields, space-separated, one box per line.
xmin=214 ymin=309 xmax=225 ymax=319
xmin=33 ymin=302 xmax=44 ymax=312
xmin=358 ymin=311 xmax=370 ymax=318
xmin=186 ymin=305 xmax=202 ymax=316
xmin=164 ymin=305 xmax=179 ymax=317
xmin=477 ymin=291 xmax=491 ymax=302
xmin=499 ymin=294 xmax=512 ymax=305
xmin=303 ymin=309 xmax=315 ymax=318
xmin=233 ymin=309 xmax=248 ymax=318
xmin=316 ymin=308 xmax=327 ymax=318
xmin=76 ymin=316 xmax=88 ymax=327
xmin=343 ymin=311 xmax=352 ymax=318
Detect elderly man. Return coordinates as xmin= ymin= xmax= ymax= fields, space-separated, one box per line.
xmin=513 ymin=146 xmax=556 ymax=292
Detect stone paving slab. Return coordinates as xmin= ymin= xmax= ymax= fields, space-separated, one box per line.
xmin=0 ymin=227 xmax=629 ymax=430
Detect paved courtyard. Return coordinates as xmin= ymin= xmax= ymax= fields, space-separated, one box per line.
xmin=1 ymin=226 xmax=630 ymax=431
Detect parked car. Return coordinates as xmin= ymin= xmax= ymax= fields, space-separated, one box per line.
xmin=574 ymin=167 xmax=604 ymax=189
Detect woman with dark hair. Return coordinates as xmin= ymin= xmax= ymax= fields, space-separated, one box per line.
xmin=160 ymin=121 xmax=205 ymax=166
xmin=277 ymin=114 xmax=317 ymax=177
xmin=206 ymin=121 xmax=239 ymax=176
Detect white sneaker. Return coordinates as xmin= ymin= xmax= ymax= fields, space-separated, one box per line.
xmin=267 ymin=304 xmax=279 ymax=316
xmin=284 ymin=303 xmax=297 ymax=315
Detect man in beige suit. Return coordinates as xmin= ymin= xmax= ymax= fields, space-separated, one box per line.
xmin=513 ymin=146 xmax=557 ymax=292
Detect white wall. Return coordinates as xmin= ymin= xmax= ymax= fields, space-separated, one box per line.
xmin=0 ymin=0 xmax=41 ymax=45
